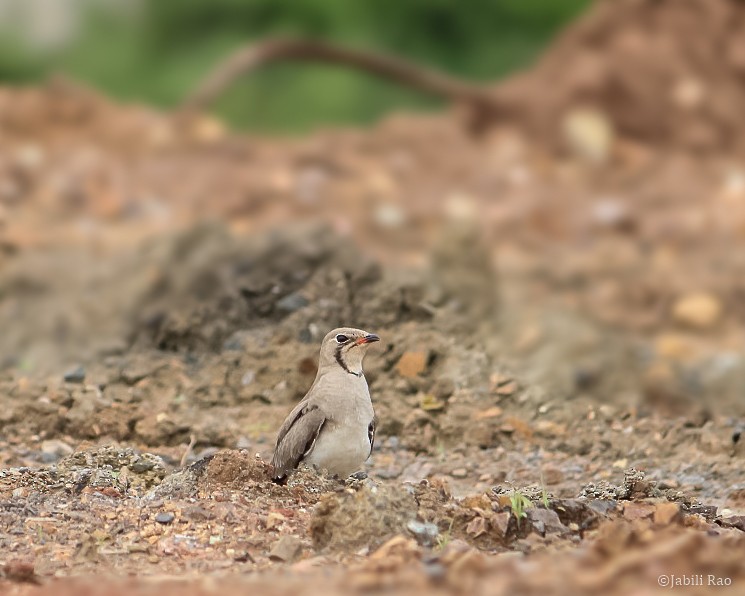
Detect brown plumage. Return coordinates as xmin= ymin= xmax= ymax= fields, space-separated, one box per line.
xmin=271 ymin=327 xmax=379 ymax=482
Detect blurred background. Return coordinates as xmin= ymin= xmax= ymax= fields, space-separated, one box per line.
xmin=1 ymin=0 xmax=744 ymax=423
xmin=0 ymin=0 xmax=588 ymax=132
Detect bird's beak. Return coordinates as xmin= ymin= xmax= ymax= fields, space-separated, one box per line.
xmin=356 ymin=333 xmax=380 ymax=345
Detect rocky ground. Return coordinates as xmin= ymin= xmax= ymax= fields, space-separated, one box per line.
xmin=2 ymin=1 xmax=745 ymax=594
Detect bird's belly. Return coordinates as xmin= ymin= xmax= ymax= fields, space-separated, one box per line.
xmin=304 ymin=422 xmax=371 ymax=478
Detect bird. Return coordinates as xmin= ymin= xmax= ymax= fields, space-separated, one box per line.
xmin=271 ymin=327 xmax=380 ymax=483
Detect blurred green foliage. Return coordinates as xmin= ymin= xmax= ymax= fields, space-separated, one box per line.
xmin=0 ymin=0 xmax=590 ymax=133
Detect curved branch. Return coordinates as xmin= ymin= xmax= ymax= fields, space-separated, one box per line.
xmin=182 ymin=37 xmax=499 ymax=114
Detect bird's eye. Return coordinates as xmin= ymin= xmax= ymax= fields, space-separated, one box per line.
xmin=335 ymin=334 xmax=349 ymax=343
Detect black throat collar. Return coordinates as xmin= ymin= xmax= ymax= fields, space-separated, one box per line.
xmin=335 ymin=344 xmax=363 ymax=377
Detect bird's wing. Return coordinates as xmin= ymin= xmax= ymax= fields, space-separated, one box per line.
xmin=368 ymin=415 xmax=376 ymax=457
xmin=271 ymin=399 xmax=328 ymax=481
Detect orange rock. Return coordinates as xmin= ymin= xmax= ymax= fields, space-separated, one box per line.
xmin=501 ymin=416 xmax=534 ymax=440
xmin=653 ymin=502 xmax=681 ymax=525
xmin=395 ymin=351 xmax=427 ymax=377
xmin=474 ymin=407 xmax=503 ymax=420
xmin=461 ymin=494 xmax=492 ymax=510
xmin=622 ymin=501 xmax=656 ymax=521
xmin=491 ymin=511 xmax=512 ymax=537
xmin=490 ymin=373 xmax=512 ymax=391
xmin=496 ymin=381 xmax=518 ymax=396
xmin=534 ymin=420 xmax=567 ymax=437
xmin=466 ymin=516 xmax=488 ymax=538
xmin=672 ymin=292 xmax=722 ymax=329
xmin=370 ymin=535 xmax=419 ymax=560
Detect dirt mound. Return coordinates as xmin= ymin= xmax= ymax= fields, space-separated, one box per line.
xmin=129 ymin=222 xmax=433 ymax=353
xmin=148 ymin=449 xmax=338 ymax=502
xmin=496 ymin=0 xmax=745 ymax=152
xmin=311 ymin=484 xmax=418 ymax=552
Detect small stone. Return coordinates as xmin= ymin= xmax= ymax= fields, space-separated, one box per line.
xmin=653 ymin=502 xmax=681 ymax=525
xmin=716 ymin=515 xmax=745 ymax=532
xmin=374 ymin=204 xmax=406 ymax=229
xmin=590 ymin=198 xmax=634 ymax=231
xmin=63 ymin=366 xmax=86 ymax=384
xmin=241 ymin=370 xmax=255 ymax=386
xmin=451 ymin=468 xmax=468 ymax=479
xmin=496 ymin=381 xmax=518 ymax=396
xmin=155 ymin=512 xmax=175 ymax=524
xmin=465 ymin=516 xmax=488 ymax=538
xmin=269 ymin=535 xmax=303 ymax=563
xmin=182 ymin=506 xmax=214 ymax=521
xmin=396 ymin=352 xmax=427 ymax=378
xmin=562 ymin=107 xmax=614 ymax=164
xmin=654 ymin=333 xmax=695 ymax=360
xmin=672 ymin=293 xmax=722 ymax=329
xmin=276 ymin=292 xmax=309 ymax=313
xmin=672 ymin=78 xmax=705 ymax=110
xmin=406 ymin=520 xmax=439 ymax=547
xmin=490 ymin=373 xmax=511 ymax=390
xmin=370 ymin=536 xmax=419 ymax=560
xmin=40 ymin=439 xmax=74 ymax=463
xmin=491 ymin=512 xmax=511 ymax=537
xmin=190 ymin=115 xmax=226 ymax=143
xmin=622 ymin=502 xmax=656 ymax=521
xmin=527 ymin=508 xmax=566 ymax=535
xmin=474 ymin=407 xmax=503 ymax=420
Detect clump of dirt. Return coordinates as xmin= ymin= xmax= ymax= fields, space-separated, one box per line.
xmin=311 ymin=483 xmax=418 ymax=552
xmin=496 ymin=0 xmax=745 ymax=152
xmin=58 ymin=446 xmax=166 ymax=492
xmin=580 ymin=467 xmax=662 ymax=501
xmin=149 ymin=450 xmax=338 ymax=503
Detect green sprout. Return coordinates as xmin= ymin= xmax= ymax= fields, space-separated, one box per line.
xmin=509 ymin=488 xmax=533 ymax=528
xmin=540 ymin=473 xmax=550 ymax=509
xmin=436 ymin=518 xmax=455 ymax=550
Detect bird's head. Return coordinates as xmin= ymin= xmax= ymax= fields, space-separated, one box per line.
xmin=318 ymin=327 xmax=380 ymax=376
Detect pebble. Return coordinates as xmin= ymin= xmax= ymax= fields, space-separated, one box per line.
xmin=40 ymin=439 xmax=74 ymax=463
xmin=653 ymin=502 xmax=681 ymax=525
xmin=269 ymin=535 xmax=303 ymax=563
xmin=562 ymin=107 xmax=614 ymax=164
xmin=63 ymin=366 xmax=86 ymax=384
xmin=451 ymin=468 xmax=468 ymax=479
xmin=672 ymin=292 xmax=722 ymax=329
xmin=276 ymin=292 xmax=309 ymax=313
xmin=155 ymin=512 xmax=175 ymax=524
xmin=377 ymin=468 xmax=402 ymax=479
xmin=527 ymin=508 xmax=566 ymax=535
xmin=406 ymin=520 xmax=439 ymax=547
xmin=374 ymin=204 xmax=406 ymax=228
xmin=396 ymin=351 xmax=428 ymax=378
